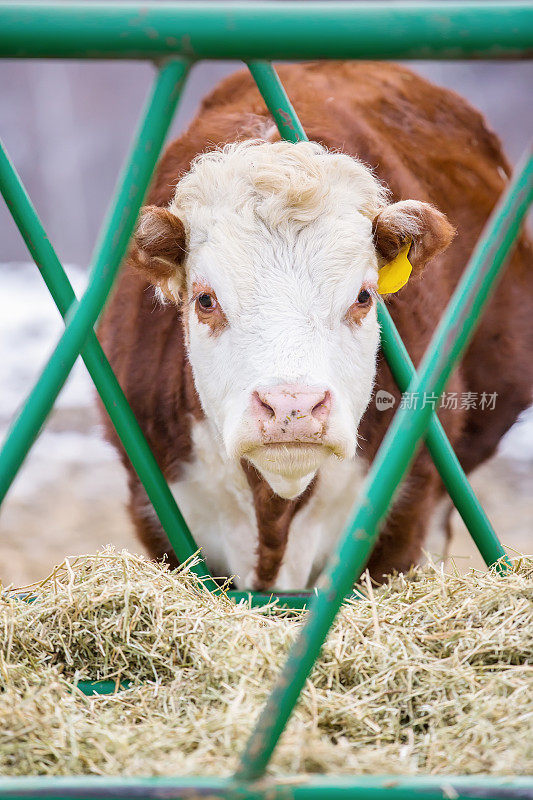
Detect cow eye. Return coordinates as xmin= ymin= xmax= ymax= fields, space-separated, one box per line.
xmin=357 ymin=289 xmax=371 ymax=304
xmin=197 ymin=292 xmax=217 ymax=311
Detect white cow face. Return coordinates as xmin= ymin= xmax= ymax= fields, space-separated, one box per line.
xmin=132 ymin=142 xmax=453 ymax=499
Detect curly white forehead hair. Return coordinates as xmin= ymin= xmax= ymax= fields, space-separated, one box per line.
xmin=170 ymin=140 xmax=389 ymax=232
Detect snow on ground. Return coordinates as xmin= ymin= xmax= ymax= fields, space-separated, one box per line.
xmin=499 ymin=406 xmax=533 ymax=462
xmin=0 ymin=263 xmax=116 ymax=500
xmin=0 ymin=262 xmax=93 ymax=418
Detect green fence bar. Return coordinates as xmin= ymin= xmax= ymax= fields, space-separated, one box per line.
xmin=377 ymin=301 xmax=509 ymax=570
xmin=0 ymin=59 xmax=189 ymax=506
xmin=228 ymin=590 xmax=313 ymax=609
xmin=0 ymin=140 xmax=216 ymax=588
xmin=247 ymin=61 xmax=304 ymax=143
xmin=1 ymin=2 xmax=532 ymax=61
xmin=249 ymin=60 xmax=507 ymax=570
xmin=75 ymin=680 xmax=132 ymax=696
xmin=0 ymin=774 xmax=531 ymax=800
xmin=237 ymin=149 xmax=533 ymax=780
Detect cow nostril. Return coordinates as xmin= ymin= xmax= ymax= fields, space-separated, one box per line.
xmin=311 ymin=391 xmax=331 ymax=419
xmin=257 ymin=396 xmax=275 ymax=418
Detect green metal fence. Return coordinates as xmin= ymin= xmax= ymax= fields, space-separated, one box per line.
xmin=0 ymin=3 xmax=532 ymax=798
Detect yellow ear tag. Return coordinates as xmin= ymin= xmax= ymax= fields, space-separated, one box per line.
xmin=377 ymin=241 xmax=413 ymax=295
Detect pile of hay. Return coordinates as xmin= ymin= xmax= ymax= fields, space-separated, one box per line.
xmin=1 ymin=548 xmax=532 ymax=777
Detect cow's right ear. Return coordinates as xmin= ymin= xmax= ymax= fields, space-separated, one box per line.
xmin=129 ymin=205 xmax=186 ymax=301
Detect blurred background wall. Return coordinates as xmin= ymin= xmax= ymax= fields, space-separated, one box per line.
xmin=1 ymin=6 xmax=532 ymax=585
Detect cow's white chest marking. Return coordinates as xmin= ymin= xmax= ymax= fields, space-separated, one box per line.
xmin=169 ymin=420 xmax=258 ymax=588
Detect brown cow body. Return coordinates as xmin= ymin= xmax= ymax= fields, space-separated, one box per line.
xmin=99 ymin=62 xmax=533 ymax=586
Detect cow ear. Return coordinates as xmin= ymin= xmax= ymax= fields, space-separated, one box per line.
xmin=372 ymin=200 xmax=455 ymax=291
xmin=129 ymin=205 xmax=186 ymax=301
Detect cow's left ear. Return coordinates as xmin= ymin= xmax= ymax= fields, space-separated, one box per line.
xmin=129 ymin=205 xmax=186 ymax=301
xmin=372 ymin=200 xmax=455 ymax=293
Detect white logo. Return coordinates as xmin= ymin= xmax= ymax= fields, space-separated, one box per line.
xmin=375 ymin=390 xmax=396 ymax=411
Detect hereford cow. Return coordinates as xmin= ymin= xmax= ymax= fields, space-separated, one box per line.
xmin=99 ymin=62 xmax=533 ymax=590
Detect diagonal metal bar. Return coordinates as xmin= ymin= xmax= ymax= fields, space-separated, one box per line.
xmin=247 ymin=61 xmax=304 ymax=143
xmin=238 ymin=148 xmax=533 ymax=778
xmin=377 ymin=302 xmax=509 ymax=570
xmin=0 ymin=59 xmax=189 ymax=506
xmin=0 ymin=139 xmax=217 ymax=589
xmin=248 ymin=60 xmax=507 ymax=570
xmin=237 ymin=140 xmax=532 ymax=778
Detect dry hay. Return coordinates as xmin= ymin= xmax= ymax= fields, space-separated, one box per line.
xmin=0 ymin=548 xmax=532 ymax=777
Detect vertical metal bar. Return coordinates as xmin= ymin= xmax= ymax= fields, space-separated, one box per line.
xmin=248 ymin=60 xmax=508 ymax=569
xmin=377 ymin=302 xmax=509 ymax=570
xmin=0 ymin=59 xmax=189 ymax=505
xmin=237 ymin=150 xmax=532 ymax=779
xmin=0 ymin=139 xmax=216 ymax=588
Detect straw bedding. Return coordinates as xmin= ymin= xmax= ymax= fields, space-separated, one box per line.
xmin=1 ymin=548 xmax=531 ymax=777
